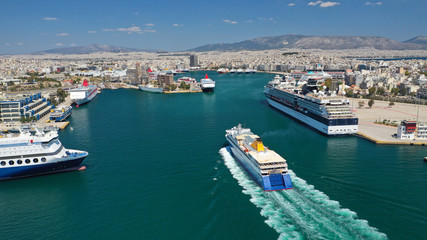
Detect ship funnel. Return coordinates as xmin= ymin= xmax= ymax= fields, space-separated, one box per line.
xmin=82 ymin=79 xmax=89 ymax=87
xmin=205 ymin=74 xmax=208 ymax=79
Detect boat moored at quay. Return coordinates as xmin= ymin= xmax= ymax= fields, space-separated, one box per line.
xmin=0 ymin=127 xmax=88 ymax=181
xmin=138 ymin=84 xmax=164 ymax=93
xmin=69 ymin=80 xmax=98 ymax=107
xmin=225 ymin=124 xmax=293 ymax=191
xmin=201 ymin=74 xmax=215 ymax=92
xmin=50 ymin=105 xmax=72 ymax=122
xmin=264 ymin=73 xmax=358 ymax=135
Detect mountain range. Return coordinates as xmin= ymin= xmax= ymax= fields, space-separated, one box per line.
xmin=34 ymin=35 xmax=427 ymax=54
xmin=189 ymin=35 xmax=427 ymax=52
xmin=33 ymin=44 xmax=158 ymax=55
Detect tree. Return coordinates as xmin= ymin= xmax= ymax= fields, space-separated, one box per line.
xmin=368 ymin=87 xmax=376 ymax=96
xmin=391 ymin=88 xmax=399 ymax=96
xmin=376 ymin=87 xmax=385 ymax=95
xmin=368 ymin=98 xmax=375 ymax=108
xmin=324 ymin=78 xmax=332 ymax=90
xmin=345 ymin=88 xmax=354 ymax=97
xmin=399 ymin=87 xmax=407 ymax=96
xmin=7 ymin=81 xmax=15 ymax=86
xmin=358 ymin=101 xmax=365 ymax=108
xmin=389 ymin=101 xmax=395 ymax=107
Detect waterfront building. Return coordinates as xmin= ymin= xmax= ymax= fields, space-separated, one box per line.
xmin=157 ymin=73 xmax=174 ymax=86
xmin=0 ymin=92 xmax=52 ymax=122
xmin=190 ymin=54 xmax=199 ymax=67
xmin=397 ymin=120 xmax=416 ymax=139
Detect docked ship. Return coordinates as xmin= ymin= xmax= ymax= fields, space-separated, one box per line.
xmin=264 ymin=74 xmax=358 ymax=135
xmin=50 ymin=106 xmax=72 ymax=122
xmin=0 ymin=127 xmax=88 ymax=180
xmin=230 ymin=69 xmax=237 ymax=74
xmin=138 ymin=84 xmax=163 ymax=93
xmin=225 ymin=124 xmax=293 ymax=191
xmin=69 ymin=80 xmax=98 ymax=107
xmin=236 ymin=68 xmax=244 ymax=74
xmin=201 ymin=74 xmax=215 ymax=92
xmin=217 ymin=68 xmax=229 ymax=74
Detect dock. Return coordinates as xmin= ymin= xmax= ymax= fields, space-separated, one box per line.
xmin=163 ymin=90 xmax=202 ymax=94
xmin=350 ymin=98 xmax=427 ymax=145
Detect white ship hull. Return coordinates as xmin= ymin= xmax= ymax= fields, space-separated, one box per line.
xmin=139 ymin=86 xmax=163 ymax=93
xmin=70 ymin=86 xmax=98 ymax=106
xmin=267 ymin=98 xmax=358 ymax=135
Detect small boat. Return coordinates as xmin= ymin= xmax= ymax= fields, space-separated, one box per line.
xmin=50 ymin=106 xmax=72 ymax=122
xmin=424 ymin=157 xmax=427 ymax=162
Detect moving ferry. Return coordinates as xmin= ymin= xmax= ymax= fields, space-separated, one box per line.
xmin=225 ymin=124 xmax=293 ymax=191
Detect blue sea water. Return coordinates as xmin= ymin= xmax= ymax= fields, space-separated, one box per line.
xmin=0 ymin=71 xmax=426 ymax=239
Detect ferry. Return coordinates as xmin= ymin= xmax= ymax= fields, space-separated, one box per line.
xmin=264 ymin=74 xmax=358 ymax=135
xmin=49 ymin=106 xmax=72 ymax=122
xmin=69 ymin=80 xmax=98 ymax=107
xmin=201 ymin=74 xmax=215 ymax=92
xmin=225 ymin=124 xmax=293 ymax=191
xmin=138 ymin=84 xmax=163 ymax=93
xmin=0 ymin=126 xmax=88 ymax=180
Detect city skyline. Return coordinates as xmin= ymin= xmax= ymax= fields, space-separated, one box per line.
xmin=1 ymin=0 xmax=426 ymax=54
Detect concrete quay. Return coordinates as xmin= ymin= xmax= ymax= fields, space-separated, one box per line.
xmin=350 ymin=98 xmax=427 ymax=145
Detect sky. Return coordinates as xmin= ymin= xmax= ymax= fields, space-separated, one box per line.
xmin=0 ymin=0 xmax=426 ymax=54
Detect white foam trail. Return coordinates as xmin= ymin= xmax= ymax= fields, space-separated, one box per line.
xmin=220 ymin=147 xmax=387 ymax=240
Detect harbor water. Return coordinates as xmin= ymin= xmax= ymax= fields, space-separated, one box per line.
xmin=0 ymin=72 xmax=426 ymax=239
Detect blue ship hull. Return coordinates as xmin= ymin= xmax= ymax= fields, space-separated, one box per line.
xmin=226 ymin=137 xmax=292 ymax=191
xmin=0 ymin=156 xmax=86 ymax=181
xmin=50 ymin=108 xmax=72 ymax=122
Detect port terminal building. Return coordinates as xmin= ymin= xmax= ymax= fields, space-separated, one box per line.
xmin=0 ymin=92 xmax=52 ymax=122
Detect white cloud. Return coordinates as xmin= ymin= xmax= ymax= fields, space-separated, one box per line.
xmin=144 ymin=29 xmax=157 ymax=33
xmin=288 ymin=3 xmax=296 ymax=6
xmin=308 ymin=1 xmax=340 ymax=7
xmin=5 ymin=43 xmax=11 ymax=46
xmin=56 ymin=33 xmax=69 ymax=36
xmin=56 ymin=43 xmax=63 ymax=46
xmin=365 ymin=2 xmax=382 ymax=5
xmin=223 ymin=19 xmax=238 ymax=24
xmin=103 ymin=28 xmax=115 ymax=32
xmin=87 ymin=30 xmax=96 ymax=33
xmin=144 ymin=23 xmax=154 ymax=26
xmin=16 ymin=43 xmax=24 ymax=46
xmin=117 ymin=26 xmax=142 ymax=32
xmin=71 ymin=43 xmax=77 ymax=47
xmin=43 ymin=17 xmax=58 ymax=21
xmin=172 ymin=23 xmax=183 ymax=27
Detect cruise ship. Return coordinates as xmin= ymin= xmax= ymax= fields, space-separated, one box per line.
xmin=225 ymin=124 xmax=293 ymax=191
xmin=69 ymin=80 xmax=98 ymax=107
xmin=201 ymin=74 xmax=215 ymax=92
xmin=0 ymin=127 xmax=88 ymax=180
xmin=50 ymin=105 xmax=72 ymax=122
xmin=264 ymin=74 xmax=358 ymax=135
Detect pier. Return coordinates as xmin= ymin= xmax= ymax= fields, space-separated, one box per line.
xmin=350 ymin=98 xmax=427 ymax=145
